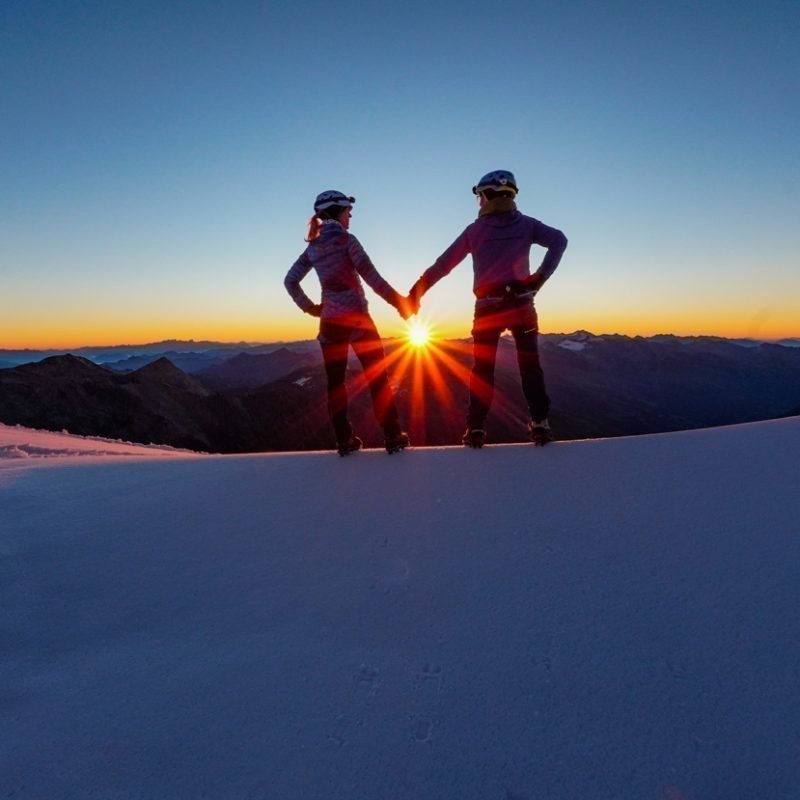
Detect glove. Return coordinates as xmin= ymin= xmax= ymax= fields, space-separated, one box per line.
xmin=306 ymin=303 xmax=322 ymax=317
xmin=525 ymin=273 xmax=545 ymax=293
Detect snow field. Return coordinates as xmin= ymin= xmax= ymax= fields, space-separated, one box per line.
xmin=1 ymin=419 xmax=799 ymax=798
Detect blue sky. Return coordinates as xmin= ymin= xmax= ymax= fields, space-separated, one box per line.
xmin=2 ymin=0 xmax=798 ymax=347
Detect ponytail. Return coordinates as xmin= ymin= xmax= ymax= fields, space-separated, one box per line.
xmin=305 ymin=205 xmax=347 ymax=242
xmin=305 ymin=214 xmax=322 ymax=242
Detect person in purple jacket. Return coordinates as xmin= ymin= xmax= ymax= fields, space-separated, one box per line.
xmin=408 ymin=170 xmax=567 ymax=447
xmin=285 ymin=190 xmax=411 ymax=456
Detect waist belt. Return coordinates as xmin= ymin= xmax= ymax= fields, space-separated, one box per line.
xmin=475 ymin=281 xmax=536 ymax=304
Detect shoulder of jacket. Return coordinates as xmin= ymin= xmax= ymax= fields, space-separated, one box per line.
xmin=463 ymin=219 xmax=481 ymax=236
xmin=347 ymin=233 xmax=367 ymax=252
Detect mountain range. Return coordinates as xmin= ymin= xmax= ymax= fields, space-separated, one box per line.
xmin=1 ymin=332 xmax=799 ymax=452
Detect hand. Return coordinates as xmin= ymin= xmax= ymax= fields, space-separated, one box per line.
xmin=525 ymin=273 xmax=544 ymax=293
xmin=306 ymin=303 xmax=322 ymax=317
xmin=394 ymin=294 xmax=415 ymax=320
xmin=408 ymin=279 xmax=425 ymax=304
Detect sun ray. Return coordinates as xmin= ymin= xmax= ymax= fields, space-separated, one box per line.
xmin=422 ymin=340 xmax=500 ymax=422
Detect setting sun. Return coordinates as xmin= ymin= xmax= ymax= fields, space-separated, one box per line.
xmin=406 ymin=319 xmax=432 ymax=348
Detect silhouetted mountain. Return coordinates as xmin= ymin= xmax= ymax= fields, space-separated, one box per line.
xmin=13 ymin=353 xmax=102 ymax=377
xmin=0 ymin=339 xmax=319 ymax=369
xmin=0 ymin=356 xmax=255 ymax=452
xmin=1 ymin=335 xmax=799 ymax=453
xmin=194 ymin=348 xmax=320 ymax=392
xmin=221 ymin=334 xmax=800 ymax=448
xmin=102 ymin=351 xmax=230 ymax=374
xmin=539 ymin=333 xmax=800 ymax=437
xmin=128 ymin=357 xmax=210 ymax=394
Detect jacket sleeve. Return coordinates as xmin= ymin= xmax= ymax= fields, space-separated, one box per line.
xmin=529 ymin=220 xmax=568 ymax=285
xmin=413 ymin=227 xmax=470 ymax=296
xmin=348 ymin=236 xmax=400 ymax=306
xmin=284 ymin=251 xmax=317 ymax=313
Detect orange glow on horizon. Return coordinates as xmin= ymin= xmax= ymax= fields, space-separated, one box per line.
xmin=2 ymin=307 xmax=800 ymax=350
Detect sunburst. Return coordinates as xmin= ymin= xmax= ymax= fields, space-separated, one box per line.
xmin=406 ymin=319 xmax=432 ymax=348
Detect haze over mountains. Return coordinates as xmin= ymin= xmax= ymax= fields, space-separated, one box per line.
xmin=1 ymin=333 xmax=799 ymax=452
xmin=2 ymin=333 xmax=800 ymax=371
xmin=0 ymin=339 xmax=319 ymax=372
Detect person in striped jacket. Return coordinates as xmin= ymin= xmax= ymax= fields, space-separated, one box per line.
xmin=284 ymin=190 xmax=411 ymax=455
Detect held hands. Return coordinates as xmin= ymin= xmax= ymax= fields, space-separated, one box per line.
xmin=381 ymin=279 xmax=424 ymax=320
xmin=395 ymin=278 xmax=425 ymax=319
xmin=408 ymin=279 xmax=425 ymax=307
xmin=393 ymin=293 xmax=418 ymax=320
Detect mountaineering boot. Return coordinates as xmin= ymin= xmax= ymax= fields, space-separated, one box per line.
xmin=385 ymin=431 xmax=410 ymax=454
xmin=528 ymin=419 xmax=552 ymax=447
xmin=337 ymin=435 xmax=363 ymax=456
xmin=462 ymin=428 xmax=487 ymax=448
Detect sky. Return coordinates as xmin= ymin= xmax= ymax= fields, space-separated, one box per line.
xmin=3 ymin=417 xmax=800 ymax=796
xmin=1 ymin=0 xmax=798 ymax=348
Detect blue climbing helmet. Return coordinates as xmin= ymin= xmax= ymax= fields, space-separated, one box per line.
xmin=314 ymin=190 xmax=355 ymax=213
xmin=472 ymin=170 xmax=518 ymax=196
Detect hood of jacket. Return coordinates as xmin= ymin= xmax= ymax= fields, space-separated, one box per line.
xmin=478 ymin=210 xmax=523 ymax=228
xmin=312 ymin=220 xmax=349 ymax=250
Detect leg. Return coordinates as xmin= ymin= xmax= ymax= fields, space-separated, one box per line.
xmin=467 ymin=315 xmax=503 ymax=429
xmin=319 ymin=323 xmax=352 ymax=444
xmin=512 ymin=321 xmax=550 ymax=423
xmin=351 ymin=316 xmax=402 ymax=438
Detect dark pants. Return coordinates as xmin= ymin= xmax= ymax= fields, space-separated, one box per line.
xmin=318 ymin=313 xmax=401 ymax=444
xmin=467 ymin=299 xmax=550 ymax=429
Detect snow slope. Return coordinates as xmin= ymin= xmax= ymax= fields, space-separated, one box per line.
xmin=0 ymin=422 xmax=201 ymax=462
xmin=1 ymin=419 xmax=799 ymax=799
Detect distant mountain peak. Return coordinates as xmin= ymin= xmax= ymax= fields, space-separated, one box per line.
xmin=193 ymin=347 xmax=317 ymax=392
xmin=134 ymin=356 xmax=181 ymax=374
xmin=20 ymin=354 xmax=107 ymax=377
xmin=131 ymin=358 xmax=208 ymax=395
